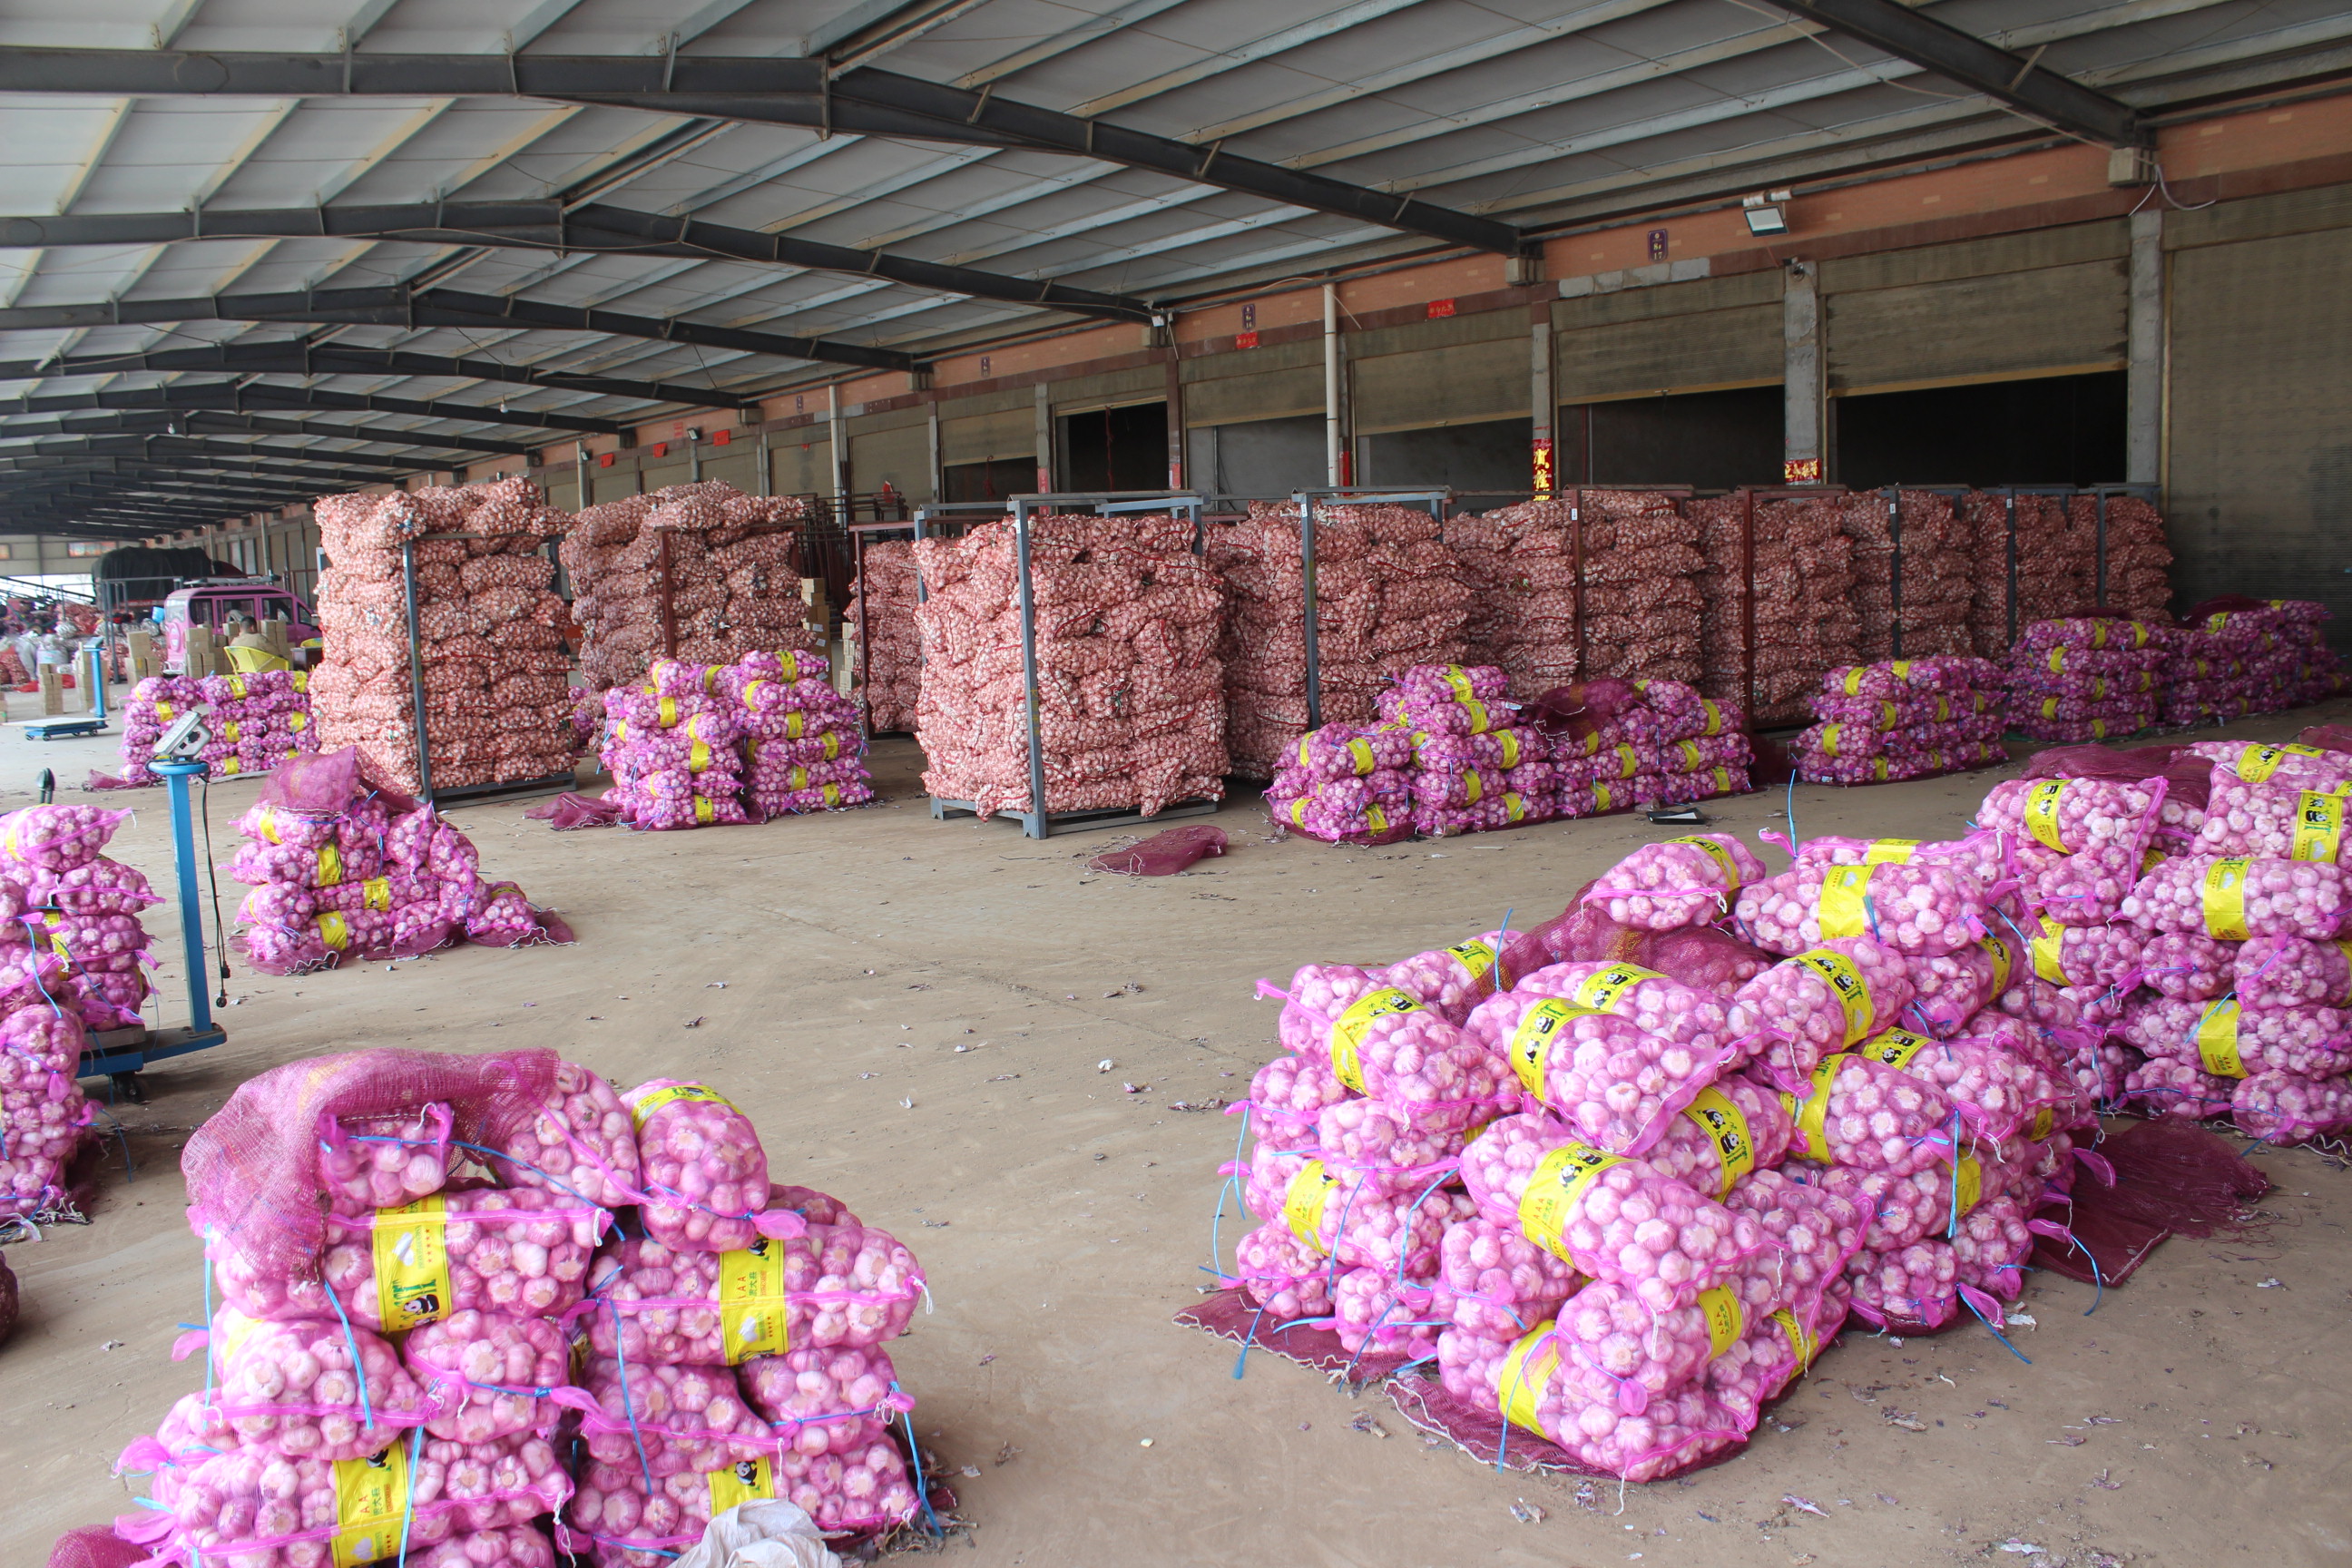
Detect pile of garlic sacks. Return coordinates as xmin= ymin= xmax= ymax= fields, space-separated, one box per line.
xmin=1215 ymin=818 xmax=2105 ymax=1479
xmin=113 ymin=1051 xmax=931 ymax=1565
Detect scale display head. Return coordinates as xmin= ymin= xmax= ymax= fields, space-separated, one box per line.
xmin=156 ymin=709 xmax=211 ymax=761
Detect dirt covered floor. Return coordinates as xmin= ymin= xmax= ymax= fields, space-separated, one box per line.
xmin=5 ymin=699 xmax=2351 ymax=1568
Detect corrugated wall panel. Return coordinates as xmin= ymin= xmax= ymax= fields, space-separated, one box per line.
xmin=941 ymin=405 xmax=1034 ymax=466
xmin=2167 ymin=221 xmax=2352 ymax=640
xmin=1352 ymin=334 xmax=1529 ymax=435
xmin=1826 ymin=260 xmax=2126 ymax=394
xmin=1554 ymin=303 xmax=1780 ymax=402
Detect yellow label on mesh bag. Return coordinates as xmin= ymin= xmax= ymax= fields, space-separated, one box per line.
xmin=2023 ymin=779 xmax=2071 ymax=853
xmin=362 ymin=877 xmax=390 ymax=912
xmin=2040 ymin=696 xmax=2062 ymax=720
xmin=2202 ymin=858 xmax=2253 ymax=940
xmin=1346 ymin=738 xmax=1377 ymax=775
xmin=1818 ymin=865 xmax=1876 ymax=939
xmin=742 ymin=680 xmax=769 ymax=709
xmin=821 ymin=784 xmax=842 ymax=808
xmin=784 ymin=711 xmax=807 ymax=740
xmin=1858 ymin=1027 xmax=1931 ymax=1070
xmin=630 ymin=1082 xmax=737 ymax=1131
xmin=778 ymin=652 xmax=804 ymax=682
xmin=227 ymin=674 xmax=248 ymax=700
xmin=329 ymin=1444 xmax=412 ymax=1568
xmin=1928 ymin=694 xmax=1951 ymax=722
xmin=694 ymin=797 xmax=715 ymax=825
xmin=1863 ymin=839 xmax=1919 ymax=864
xmin=1289 ymin=799 xmax=1310 ymax=828
xmin=2141 ymin=846 xmax=2167 ymax=877
xmin=1954 ymin=1155 xmax=1983 ymax=1220
xmin=1592 ymin=783 xmax=1614 ymax=813
xmin=1573 ymin=962 xmax=1660 ymax=1014
xmin=2293 ymin=791 xmax=2344 ymax=863
xmin=1842 ymin=668 xmax=1867 ymax=696
xmin=372 ymin=1196 xmax=453 ymax=1328
xmin=2029 ymin=915 xmax=2070 ymax=985
xmin=289 ymin=712 xmax=308 ymax=732
xmin=1771 ymin=1308 xmax=1820 ymax=1374
xmin=1675 ymin=741 xmax=1703 ymax=770
xmin=315 ymin=911 xmax=349 ymax=950
xmin=1793 ymin=949 xmax=1872 ymax=1043
xmin=2089 ymin=720 xmax=2115 ymax=740
xmin=1981 ymin=935 xmax=2015 ymax=993
xmin=716 ymin=1239 xmax=791 ymax=1363
xmin=659 ymin=696 xmax=678 ymax=727
xmin=2046 ymin=647 xmax=2069 ymax=674
xmin=1296 ymin=737 xmax=1314 ymax=768
xmin=2029 ymin=1106 xmax=2055 ymax=1141
xmin=1461 ymin=699 xmax=1494 ymax=735
xmin=786 ymin=766 xmax=810 ymax=791
xmin=1819 ymin=724 xmax=1844 ymax=760
xmin=2196 ymin=1000 xmax=2248 ymax=1078
xmin=1462 ymin=770 xmax=1484 ymax=805
xmin=704 ymin=666 xmax=725 ymax=695
xmin=1444 ymin=666 xmax=1476 ymax=701
xmin=1666 ymin=836 xmax=1740 ymax=886
xmin=1698 ymin=1285 xmax=1744 ymax=1359
xmin=2237 ymin=744 xmax=2321 ymax=781
xmin=1503 ymin=792 xmax=1528 ymax=823
xmin=1329 ymin=987 xmax=1419 ymax=1093
xmin=1517 ymin=1141 xmax=1626 ymax=1265
xmin=687 ymin=740 xmax=712 ymax=773
xmin=1710 ymin=767 xmax=1732 ymax=794
xmin=1494 ymin=730 xmax=1524 ymax=769
xmin=1781 ymin=1054 xmax=1847 ymax=1162
xmin=291 ymin=671 xmax=309 ymax=693
xmin=1561 ymin=730 xmax=1601 ymax=759
xmin=1508 ymin=998 xmax=1593 ymax=1095
xmin=1679 ymin=1086 xmax=1755 ymax=1198
xmin=708 ymin=1454 xmax=777 ymax=1514
xmin=220 ymin=756 xmax=241 ymax=775
xmin=1445 ymin=939 xmax=1496 ymax=983
xmin=316 ymin=842 xmax=344 ymax=887
xmin=221 ymin=720 xmax=240 ymax=744
xmin=1282 ymin=1160 xmax=1340 ymax=1252
xmin=1365 ymin=804 xmax=1389 ymax=835
xmin=1606 ymin=743 xmax=1640 ymax=779
xmin=1496 ymin=1320 xmax=1560 ymax=1436
xmin=154 ymin=702 xmax=173 ymax=722
xmin=1698 ymin=701 xmax=1726 ymax=737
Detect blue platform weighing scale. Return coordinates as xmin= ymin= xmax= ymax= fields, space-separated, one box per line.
xmin=19 ymin=645 xmax=111 ymax=741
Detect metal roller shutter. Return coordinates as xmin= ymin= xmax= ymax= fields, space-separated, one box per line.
xmin=698 ymin=447 xmax=758 ymax=494
xmin=1553 ymin=273 xmax=1783 ymax=403
xmin=941 ymin=404 xmax=1034 ymax=466
xmin=849 ymin=422 xmax=932 ymax=500
xmin=769 ymin=432 xmax=832 ymax=499
xmin=1352 ymin=334 xmax=1529 ymax=435
xmin=2166 ymin=212 xmax=2352 ymax=636
xmin=1182 ymin=338 xmax=1325 ymax=427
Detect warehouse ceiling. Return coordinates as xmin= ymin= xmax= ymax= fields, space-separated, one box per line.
xmin=0 ymin=0 xmax=2343 ymax=537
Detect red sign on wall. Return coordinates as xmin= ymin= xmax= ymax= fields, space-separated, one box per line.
xmin=1235 ymin=330 xmax=1260 ymax=349
xmin=1783 ymin=457 xmax=1822 ymax=484
xmin=598 ymin=453 xmax=615 ymax=467
xmin=713 ymin=428 xmax=731 ymax=446
xmin=1426 ymin=298 xmax=1455 ymax=318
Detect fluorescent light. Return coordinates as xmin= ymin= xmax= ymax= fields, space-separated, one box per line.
xmin=1743 ymin=205 xmax=1788 ymax=236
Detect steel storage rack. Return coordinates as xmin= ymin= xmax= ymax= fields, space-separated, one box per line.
xmin=848 ymin=514 xmax=930 ymax=738
xmin=394 ymin=531 xmax=577 ymax=808
xmin=1290 ymin=487 xmax=1447 ymax=730
xmin=918 ymin=491 xmax=1219 ymax=839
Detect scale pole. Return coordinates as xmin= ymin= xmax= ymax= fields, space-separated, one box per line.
xmin=152 ymin=760 xmax=213 ymax=1036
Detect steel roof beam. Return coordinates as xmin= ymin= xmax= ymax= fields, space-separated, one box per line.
xmin=0 ymin=48 xmax=1530 ymax=256
xmin=0 ymin=380 xmax=626 ymax=435
xmin=1762 ymin=0 xmax=2151 ymax=146
xmin=0 ymin=409 xmax=539 ymax=456
xmin=0 ymin=341 xmax=767 ymax=412
xmin=0 ymin=199 xmax=1159 ymax=323
xmin=0 ymin=432 xmax=475 ymax=469
xmin=0 ymin=442 xmax=433 ymax=477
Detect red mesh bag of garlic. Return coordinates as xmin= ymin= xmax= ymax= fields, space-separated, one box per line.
xmin=1209 ymin=501 xmax=1471 ymax=778
xmin=1692 ymin=495 xmax=1859 ymax=725
xmin=310 ymin=479 xmax=573 ymax=796
xmin=1840 ymin=490 xmax=1975 ymax=662
xmin=848 ymin=538 xmax=921 ymax=732
xmin=916 ymin=512 xmax=1228 ymax=819
xmin=559 ymin=481 xmax=817 ymax=695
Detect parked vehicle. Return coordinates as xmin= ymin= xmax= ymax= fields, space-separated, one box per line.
xmin=159 ymin=579 xmax=318 ymax=673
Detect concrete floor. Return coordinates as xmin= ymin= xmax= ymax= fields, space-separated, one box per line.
xmin=4 ymin=690 xmax=2349 ymax=1568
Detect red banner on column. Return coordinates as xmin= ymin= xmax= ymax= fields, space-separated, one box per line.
xmin=1783 ymin=457 xmax=1822 ymax=484
xmin=1532 ymin=438 xmax=1554 ymax=499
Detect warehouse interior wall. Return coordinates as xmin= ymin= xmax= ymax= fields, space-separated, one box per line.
xmin=1356 ymin=417 xmax=1533 ymax=495
xmin=1556 ymin=387 xmax=1782 ymax=490
xmin=1833 ymin=371 xmax=2128 ymax=489
xmin=1190 ymin=416 xmax=1326 ymax=498
xmin=1058 ymin=403 xmax=1169 ymax=492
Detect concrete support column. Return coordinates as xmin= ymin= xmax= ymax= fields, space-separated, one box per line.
xmin=1530 ymin=310 xmax=1554 ymax=497
xmin=828 ymin=383 xmax=849 ymax=507
xmin=926 ymin=403 xmax=944 ymax=501
xmin=1164 ymin=346 xmax=1185 ymax=489
xmin=2127 ymin=209 xmax=2164 ymax=485
xmin=1033 ymin=382 xmax=1054 ymax=494
xmin=1323 ymin=283 xmax=1344 ymax=487
xmin=1782 ymin=260 xmax=1824 ymax=483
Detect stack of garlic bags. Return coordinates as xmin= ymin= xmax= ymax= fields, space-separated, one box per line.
xmin=1794 ymin=658 xmax=2006 ymax=785
xmin=848 ymin=539 xmax=922 ymax=732
xmin=560 ymin=480 xmax=816 ymax=694
xmin=119 ymin=1051 xmax=929 ymax=1565
xmin=1691 ymin=494 xmax=1859 ymax=725
xmin=1843 ymin=490 xmax=1975 ymax=661
xmin=1210 ymin=501 xmax=1473 ymax=778
xmin=595 ymin=651 xmax=872 ymax=828
xmin=2070 ymin=493 xmax=2172 ymax=622
xmin=309 ymin=479 xmax=574 ymax=796
xmin=1220 ymin=826 xmax=2089 ymax=1477
xmin=1553 ymin=677 xmax=1753 ymax=818
xmin=2166 ymin=600 xmax=2343 ymax=726
xmin=115 ymin=670 xmax=316 ymax=786
xmin=1961 ymin=493 xmax=2084 ymax=659
xmin=917 ymin=510 xmax=1226 ymax=820
xmin=0 ymin=806 xmax=108 ymax=1220
xmin=1446 ymin=500 xmax=1580 ymax=700
xmin=1576 ymin=490 xmax=1705 ymax=686
xmin=2001 ymin=617 xmax=2165 ymax=743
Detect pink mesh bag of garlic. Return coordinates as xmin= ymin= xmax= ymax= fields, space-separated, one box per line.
xmin=402 ymin=1311 xmax=570 ymax=1444
xmin=1723 ymin=1169 xmax=1866 ymax=1314
xmin=1638 ymin=1078 xmax=1793 ymax=1199
xmin=2196 ymin=772 xmax=2352 ymax=861
xmin=1509 ymin=1345 xmax=1751 ymax=1482
xmin=317 ymin=1102 xmax=453 ymax=1214
xmin=1431 ymin=1216 xmax=1582 ymax=1341
xmin=2234 ymin=935 xmax=2352 ymax=1007
xmin=0 ymin=803 xmax=133 ymax=871
xmin=1311 ymin=1097 xmax=1470 ymax=1195
xmin=1812 ymin=1162 xmax=1957 ymax=1251
xmin=2122 ymin=1057 xmax=2237 ymax=1120
xmin=1773 ymin=1051 xmax=1957 ymax=1175
xmin=2019 ymin=914 xmax=2142 ymax=991
xmin=1290 ymin=723 xmax=1413 ymax=780
xmin=1241 ymin=1050 xmax=1351 ymax=1152
xmin=1845 ymin=1238 xmax=1960 ymax=1332
xmin=578 ymin=1222 xmax=923 ymax=1363
xmin=740 ymin=1344 xmax=914 ymax=1459
xmin=1577 ymin=834 xmax=1767 ymax=930
xmin=2231 ymin=1071 xmax=2352 ymax=1142
xmin=211 ymin=1188 xmax=609 ymax=1329
xmin=194 ymin=1308 xmax=434 ymax=1458
xmin=1377 ymin=931 xmax=1512 ymax=1024
xmin=565 ymin=1442 xmax=915 ymax=1563
xmin=1332 ymin=1265 xmax=1443 ymax=1359
xmin=1950 ymin=1197 xmax=2035 ymax=1300
xmin=2122 ymin=995 xmax=2352 ymax=1079
xmin=478 ymin=1059 xmax=644 ymax=1209
xmin=1731 ymin=937 xmax=1914 ymax=1088
xmin=1736 ymin=861 xmax=1987 ymax=957
xmin=2186 ymin=739 xmax=2352 ymax=793
xmin=1851 ymin=1025 xmax=2068 ymax=1144
xmin=565 ymin=1357 xmax=772 ymax=1475
xmin=1465 ymin=961 xmax=1741 ymax=1154
xmin=2135 ymin=929 xmax=2236 ymax=1000
xmin=621 ymin=1080 xmax=772 ymax=1250
xmin=1542 ymin=1276 xmax=1752 ymax=1416
xmin=1900 ymin=940 xmax=2011 ymax=1036
xmin=1229 ymin=1220 xmax=1337 ymax=1321
xmin=1982 ymin=775 xmax=2164 ymax=858
xmin=1460 ymin=1112 xmax=1765 ymax=1312
xmin=2121 ymin=854 xmax=2351 ymax=941
xmin=1267 ymin=975 xmax=1514 ymax=1132
xmin=149 ymin=1432 xmax=571 ymax=1568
